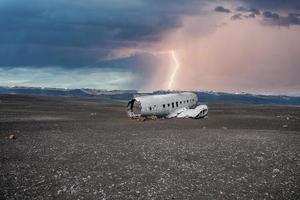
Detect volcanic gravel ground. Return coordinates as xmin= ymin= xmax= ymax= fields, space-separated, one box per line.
xmin=0 ymin=95 xmax=299 ymax=199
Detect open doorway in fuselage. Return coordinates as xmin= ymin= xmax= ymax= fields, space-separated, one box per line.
xmin=127 ymin=99 xmax=142 ymax=118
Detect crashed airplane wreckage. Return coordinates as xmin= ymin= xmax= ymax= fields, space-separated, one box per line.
xmin=127 ymin=92 xmax=208 ymax=119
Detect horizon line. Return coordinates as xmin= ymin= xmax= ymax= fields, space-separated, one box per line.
xmin=0 ymin=85 xmax=300 ymax=97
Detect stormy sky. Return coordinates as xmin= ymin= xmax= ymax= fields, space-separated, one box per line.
xmin=0 ymin=0 xmax=299 ymax=95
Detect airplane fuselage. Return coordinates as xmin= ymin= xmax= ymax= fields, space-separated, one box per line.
xmin=127 ymin=92 xmax=207 ymax=119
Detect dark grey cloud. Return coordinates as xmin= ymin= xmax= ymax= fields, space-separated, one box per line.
xmin=0 ymin=0 xmax=207 ymax=68
xmin=231 ymin=14 xmax=243 ymax=20
xmin=236 ymin=6 xmax=260 ymax=15
xmin=289 ymin=13 xmax=300 ymax=17
xmin=238 ymin=0 xmax=300 ymax=10
xmin=236 ymin=6 xmax=248 ymax=12
xmin=232 ymin=3 xmax=300 ymax=26
xmin=234 ymin=6 xmax=260 ymax=19
xmin=214 ymin=6 xmax=231 ymax=13
xmin=249 ymin=8 xmax=261 ymax=15
xmin=247 ymin=13 xmax=256 ymax=18
xmin=262 ymin=11 xmax=300 ymax=26
xmin=263 ymin=11 xmax=279 ymax=19
xmin=1 ymin=0 xmax=299 ymax=69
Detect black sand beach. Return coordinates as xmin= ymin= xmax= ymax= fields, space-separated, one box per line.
xmin=1 ymin=95 xmax=299 ymax=199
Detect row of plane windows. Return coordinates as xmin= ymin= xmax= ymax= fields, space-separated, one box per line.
xmin=149 ymin=99 xmax=195 ymax=111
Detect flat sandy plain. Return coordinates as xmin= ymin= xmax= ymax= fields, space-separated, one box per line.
xmin=0 ymin=95 xmax=299 ymax=200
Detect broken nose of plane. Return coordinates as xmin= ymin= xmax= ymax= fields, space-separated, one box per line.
xmin=127 ymin=99 xmax=142 ymax=118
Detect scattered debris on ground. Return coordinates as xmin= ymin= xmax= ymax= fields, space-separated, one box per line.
xmin=9 ymin=134 xmax=16 ymax=140
xmin=136 ymin=115 xmax=158 ymax=122
xmin=136 ymin=117 xmax=146 ymax=122
xmin=148 ymin=115 xmax=158 ymax=120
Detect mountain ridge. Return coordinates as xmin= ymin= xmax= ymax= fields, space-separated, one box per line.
xmin=1 ymin=86 xmax=300 ymax=105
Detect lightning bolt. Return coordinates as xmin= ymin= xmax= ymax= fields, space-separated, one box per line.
xmin=167 ymin=50 xmax=180 ymax=90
